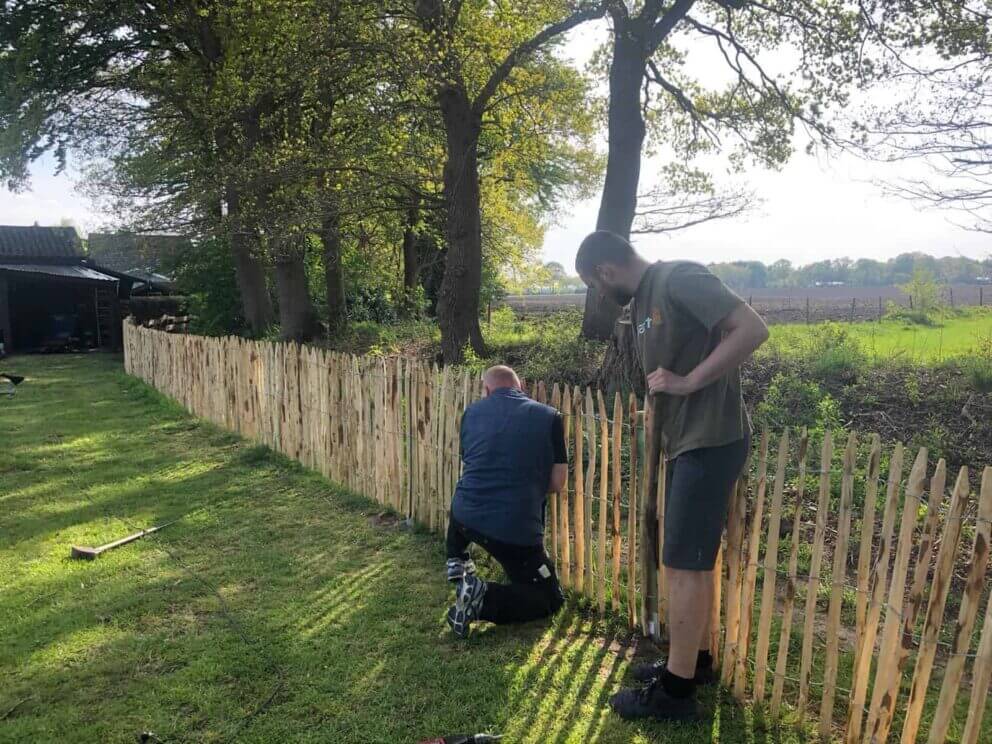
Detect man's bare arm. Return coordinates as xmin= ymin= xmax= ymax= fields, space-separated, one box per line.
xmin=549 ymin=463 xmax=567 ymax=494
xmin=646 ymin=303 xmax=768 ymax=396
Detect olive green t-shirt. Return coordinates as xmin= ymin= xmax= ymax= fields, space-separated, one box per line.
xmin=631 ymin=261 xmax=751 ymax=459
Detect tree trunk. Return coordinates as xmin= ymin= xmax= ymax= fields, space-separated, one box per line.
xmin=437 ymin=85 xmax=486 ymax=363
xmin=582 ymin=26 xmax=648 ymax=341
xmin=226 ymin=186 xmax=275 ymax=334
xmin=401 ymin=202 xmax=420 ymax=316
xmin=321 ymin=211 xmax=346 ymax=330
xmin=274 ymin=251 xmax=319 ymax=342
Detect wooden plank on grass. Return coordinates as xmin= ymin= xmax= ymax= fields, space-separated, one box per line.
xmin=866 ymin=446 xmax=929 ymax=743
xmin=611 ymin=393 xmax=623 ymax=613
xmin=573 ymin=386 xmax=585 ymax=594
xmin=771 ymin=428 xmax=810 ymax=717
xmin=754 ymin=428 xmax=790 ymax=702
xmin=927 ymin=465 xmax=992 ymax=744
xmin=734 ymin=429 xmax=770 ymax=699
xmin=899 ymin=466 xmax=970 ymax=744
xmin=797 ymin=431 xmax=833 ymax=719
xmin=846 ymin=441 xmax=905 ymax=743
xmin=627 ymin=393 xmax=638 ymax=629
xmin=820 ymin=432 xmax=858 ymax=738
xmin=597 ymin=390 xmax=609 ymax=614
xmin=560 ymin=386 xmax=572 ymax=589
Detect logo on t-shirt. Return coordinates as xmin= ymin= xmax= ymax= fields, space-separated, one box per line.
xmin=637 ymin=308 xmax=663 ymax=335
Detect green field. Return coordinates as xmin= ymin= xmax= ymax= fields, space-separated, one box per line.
xmin=767 ymin=307 xmax=992 ymax=363
xmin=1 ymin=355 xmax=816 ymax=743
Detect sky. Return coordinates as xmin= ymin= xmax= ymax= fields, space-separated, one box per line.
xmin=0 ymin=18 xmax=988 ymax=271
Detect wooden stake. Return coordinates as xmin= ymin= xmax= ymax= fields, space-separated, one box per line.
xmin=754 ymin=428 xmax=790 ymax=702
xmin=597 ymin=390 xmax=609 ymax=614
xmin=846 ymin=443 xmax=904 ymax=744
xmin=797 ymin=431 xmax=833 ymax=719
xmin=641 ymin=396 xmax=660 ymax=641
xmin=906 ymin=459 xmax=947 ymax=628
xmin=899 ymin=466 xmax=970 ymax=744
xmin=561 ymin=386 xmax=572 ymax=589
xmin=550 ymin=384 xmax=562 ymax=567
xmin=820 ymin=432 xmax=858 ymax=737
xmin=771 ymin=428 xmax=810 ymax=717
xmin=866 ymin=447 xmax=929 ymax=743
xmin=926 ymin=465 xmax=992 ymax=744
xmin=721 ymin=476 xmax=747 ymax=687
xmin=584 ymin=388 xmax=596 ymax=597
xmin=573 ymin=386 xmax=585 ymax=594
xmin=735 ymin=429 xmax=770 ymax=699
xmin=627 ymin=393 xmax=639 ymax=629
xmin=611 ymin=393 xmax=623 ymax=613
xmin=962 ymin=478 xmax=992 ymax=744
xmin=854 ymin=435 xmax=883 ymax=663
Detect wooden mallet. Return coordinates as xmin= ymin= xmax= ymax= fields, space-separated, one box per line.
xmin=70 ymin=519 xmax=180 ymax=560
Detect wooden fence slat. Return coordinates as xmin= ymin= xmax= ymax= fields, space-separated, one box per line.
xmin=611 ymin=393 xmax=622 ymax=613
xmin=926 ymin=465 xmax=992 ymax=744
xmin=735 ymin=429 xmax=770 ymax=699
xmin=820 ymin=432 xmax=857 ymax=738
xmin=754 ymin=428 xmax=790 ymax=702
xmin=770 ymin=428 xmax=810 ymax=717
xmin=641 ymin=396 xmax=660 ymax=641
xmin=656 ymin=454 xmax=666 ymax=636
xmin=962 ymin=485 xmax=992 ymax=744
xmin=584 ymin=388 xmax=596 ymax=597
xmin=721 ymin=476 xmax=747 ymax=686
xmin=597 ymin=390 xmax=609 ymax=615
xmin=907 ymin=459 xmax=947 ymax=629
xmin=561 ymin=386 xmax=572 ymax=590
xmin=627 ymin=393 xmax=638 ymax=630
xmin=797 ymin=431 xmax=833 ymax=719
xmin=846 ymin=443 xmax=904 ymax=744
xmin=899 ymin=466 xmax=970 ymax=744
xmin=866 ymin=446 xmax=929 ymax=743
xmin=550 ymin=384 xmax=562 ymax=567
xmin=573 ymin=386 xmax=585 ymax=594
xmin=854 ymin=434 xmax=883 ymax=669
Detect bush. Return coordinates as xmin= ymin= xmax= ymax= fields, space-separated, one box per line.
xmin=801 ymin=322 xmax=868 ymax=379
xmin=756 ymin=372 xmax=841 ymax=433
xmin=174 ymin=237 xmax=246 ymax=336
xmin=962 ymin=329 xmax=992 ymax=393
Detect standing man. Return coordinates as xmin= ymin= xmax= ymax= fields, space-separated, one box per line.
xmin=445 ymin=365 xmax=568 ymax=638
xmin=575 ymin=230 xmax=768 ymax=721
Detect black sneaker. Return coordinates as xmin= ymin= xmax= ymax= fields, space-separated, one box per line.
xmin=630 ymin=658 xmax=717 ymax=684
xmin=446 ymin=574 xmax=486 ymax=638
xmin=445 ymin=557 xmax=477 ymax=583
xmin=609 ymin=679 xmax=700 ymax=722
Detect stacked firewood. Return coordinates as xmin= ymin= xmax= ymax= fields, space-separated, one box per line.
xmin=143 ymin=314 xmax=191 ymax=334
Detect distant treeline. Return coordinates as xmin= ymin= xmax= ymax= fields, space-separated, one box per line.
xmin=707 ymin=252 xmax=991 ymax=292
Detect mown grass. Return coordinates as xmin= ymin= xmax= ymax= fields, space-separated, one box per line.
xmin=767 ymin=307 xmax=992 ymax=363
xmin=1 ymin=354 xmax=822 ymax=744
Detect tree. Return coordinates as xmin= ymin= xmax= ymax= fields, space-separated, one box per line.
xmin=406 ymin=0 xmax=605 ymax=362
xmin=583 ymin=1 xmax=883 ymax=340
xmin=856 ymin=2 xmax=992 ymax=231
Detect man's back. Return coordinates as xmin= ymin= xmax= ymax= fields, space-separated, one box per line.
xmin=452 ymin=387 xmax=558 ymax=546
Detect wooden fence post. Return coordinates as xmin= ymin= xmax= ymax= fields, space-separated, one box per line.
xmin=561 ymin=387 xmax=572 ymax=589
xmin=573 ymin=386 xmax=585 ymax=594
xmin=611 ymin=393 xmax=622 ymax=613
xmin=597 ymin=390 xmax=609 ymax=615
xmin=627 ymin=394 xmax=639 ymax=630
xmin=641 ymin=396 xmax=660 ymax=640
xmin=926 ymin=466 xmax=992 ymax=744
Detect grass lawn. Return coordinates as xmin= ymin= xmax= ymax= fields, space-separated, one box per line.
xmin=768 ymin=307 xmax=992 ymax=363
xmin=0 ymin=354 xmax=816 ymax=743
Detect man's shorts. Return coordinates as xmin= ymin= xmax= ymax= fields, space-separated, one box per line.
xmin=662 ymin=435 xmax=751 ymax=571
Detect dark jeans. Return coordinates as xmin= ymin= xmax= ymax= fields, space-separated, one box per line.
xmin=446 ymin=517 xmax=565 ymax=625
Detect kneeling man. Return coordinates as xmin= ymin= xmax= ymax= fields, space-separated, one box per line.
xmin=445 ymin=365 xmax=568 ymax=638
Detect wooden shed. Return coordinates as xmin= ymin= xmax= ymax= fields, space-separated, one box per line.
xmin=0 ymin=225 xmax=132 ymax=354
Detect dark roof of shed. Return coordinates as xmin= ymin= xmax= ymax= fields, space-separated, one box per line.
xmin=0 ymin=263 xmax=117 ymax=284
xmin=0 ymin=225 xmax=82 ymax=260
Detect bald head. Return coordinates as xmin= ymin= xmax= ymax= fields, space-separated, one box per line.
xmin=483 ymin=365 xmax=521 ymax=394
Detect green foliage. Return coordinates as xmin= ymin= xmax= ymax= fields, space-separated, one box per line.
xmin=962 ymin=328 xmax=992 ymax=393
xmin=173 ymin=238 xmax=246 ymax=336
xmin=898 ymin=268 xmax=944 ymax=320
xmin=762 ymin=321 xmax=867 ymax=379
xmin=755 ymin=373 xmax=840 ymax=434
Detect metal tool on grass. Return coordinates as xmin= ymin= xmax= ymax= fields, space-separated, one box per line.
xmin=70 ymin=519 xmax=181 ymax=560
xmin=417 ymin=735 xmax=502 ymax=744
xmin=1 ymin=373 xmax=24 ymax=398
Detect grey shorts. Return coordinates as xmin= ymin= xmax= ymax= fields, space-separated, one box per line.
xmin=662 ymin=435 xmax=750 ymax=571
